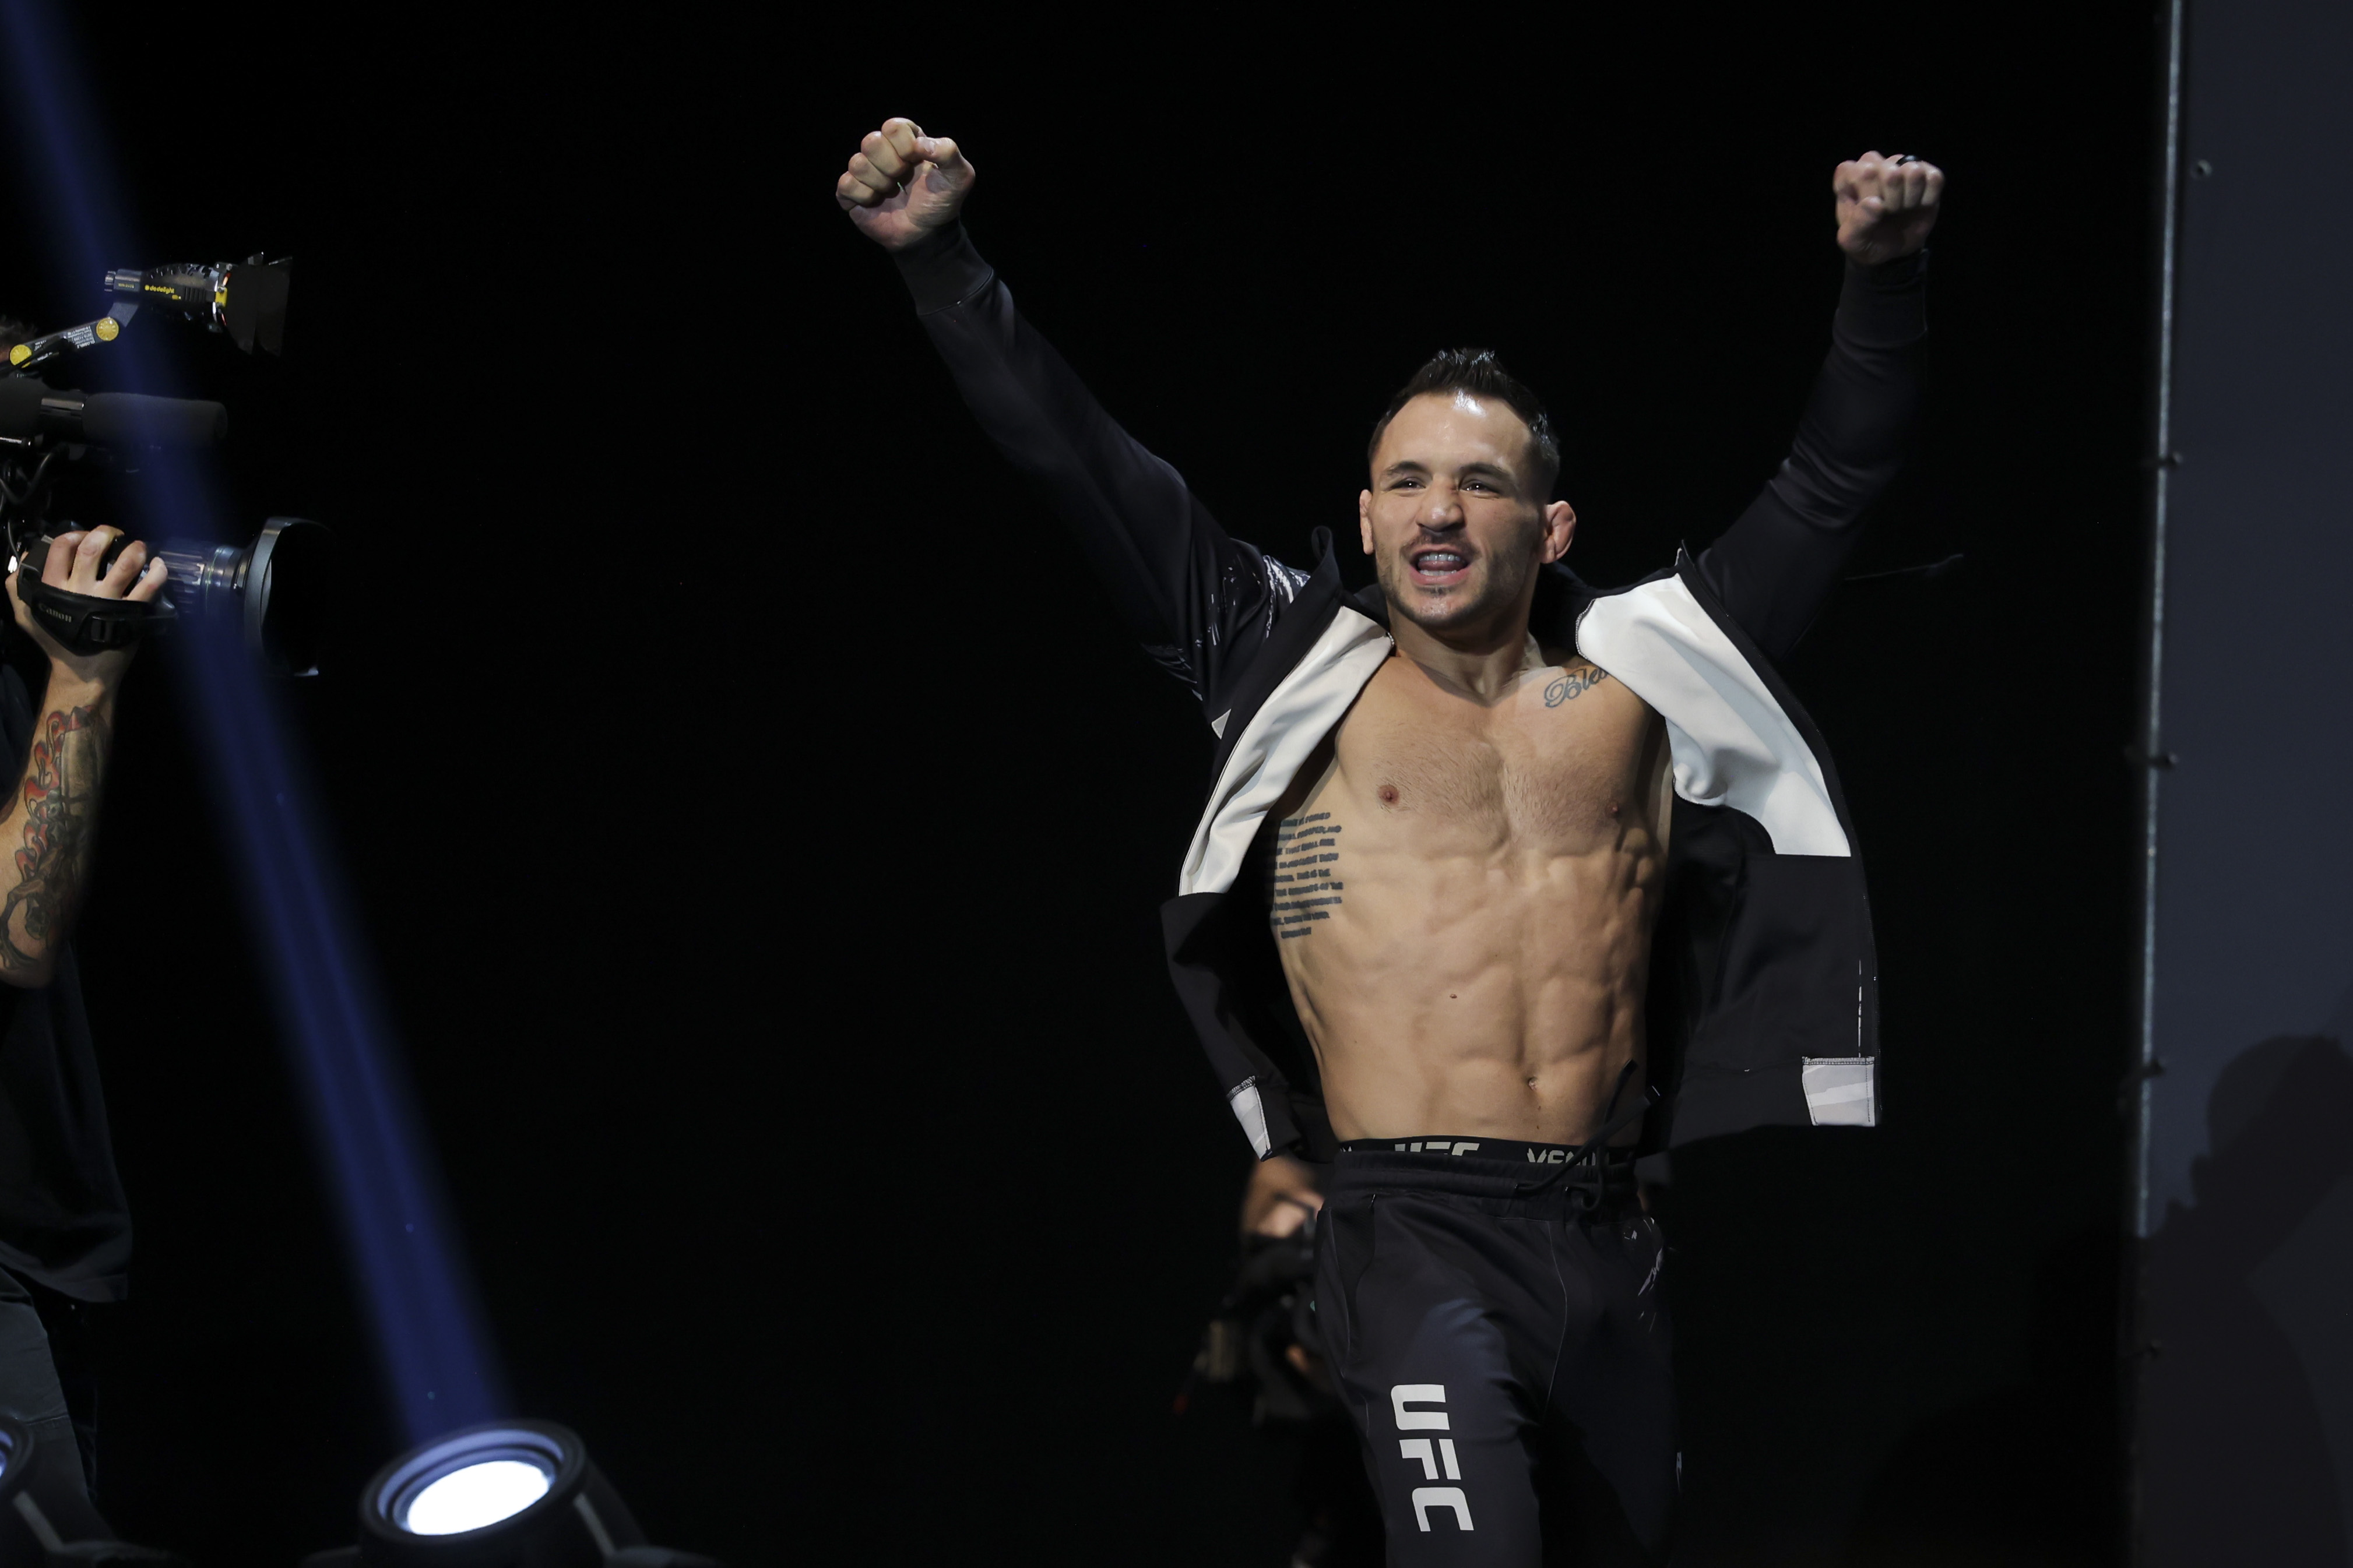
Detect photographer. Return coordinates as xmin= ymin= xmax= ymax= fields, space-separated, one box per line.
xmin=1186 ymin=1156 xmax=1381 ymax=1566
xmin=0 ymin=361 xmax=167 ymax=1498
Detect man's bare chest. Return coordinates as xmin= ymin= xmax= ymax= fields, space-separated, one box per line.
xmin=1324 ymin=654 xmax=1660 ymax=851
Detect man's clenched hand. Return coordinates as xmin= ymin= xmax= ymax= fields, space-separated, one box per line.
xmin=836 ymin=118 xmax=975 ymax=251
xmin=1835 ymin=151 xmax=1943 ymax=267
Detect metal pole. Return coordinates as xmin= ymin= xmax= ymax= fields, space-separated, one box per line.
xmin=2125 ymin=0 xmax=2189 ymax=1561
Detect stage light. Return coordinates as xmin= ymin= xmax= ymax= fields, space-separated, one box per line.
xmin=300 ymin=1419 xmax=724 ymax=1567
xmin=404 ymin=1459 xmax=550 ymax=1534
xmin=0 ymin=1417 xmax=185 ymax=1565
xmin=376 ymin=1428 xmax=564 ymax=1541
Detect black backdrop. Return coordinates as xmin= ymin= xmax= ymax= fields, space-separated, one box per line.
xmin=0 ymin=6 xmax=2156 ymax=1563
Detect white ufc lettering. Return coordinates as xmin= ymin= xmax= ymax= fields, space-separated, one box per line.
xmin=1393 ymin=1387 xmax=1472 ymax=1528
xmin=1399 ymin=1437 xmax=1462 ymax=1481
xmin=1391 ymin=1384 xmax=1449 ymax=1430
xmin=1412 ymin=1486 xmax=1474 ymax=1531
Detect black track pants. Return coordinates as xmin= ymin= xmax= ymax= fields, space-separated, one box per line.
xmin=1313 ymin=1147 xmax=1675 ymax=1566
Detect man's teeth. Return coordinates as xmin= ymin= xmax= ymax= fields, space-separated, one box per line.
xmin=1415 ymin=553 xmax=1466 ymax=571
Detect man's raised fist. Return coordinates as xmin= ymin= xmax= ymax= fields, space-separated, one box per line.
xmin=1835 ymin=151 xmax=1944 ymax=267
xmin=836 ymin=118 xmax=975 ymax=252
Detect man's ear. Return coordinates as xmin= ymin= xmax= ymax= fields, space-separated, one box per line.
xmin=1359 ymin=490 xmax=1376 ymax=555
xmin=1539 ymin=499 xmax=1578 ymax=564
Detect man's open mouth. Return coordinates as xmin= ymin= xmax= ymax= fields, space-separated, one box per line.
xmin=1407 ymin=547 xmax=1473 ymax=587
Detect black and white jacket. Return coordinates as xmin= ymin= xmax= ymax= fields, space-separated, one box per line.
xmin=898 ymin=225 xmax=1926 ymax=1160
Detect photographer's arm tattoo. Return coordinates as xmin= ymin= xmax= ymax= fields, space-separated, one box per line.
xmin=0 ymin=704 xmax=108 ymax=976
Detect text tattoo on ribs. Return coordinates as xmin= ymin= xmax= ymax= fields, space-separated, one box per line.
xmin=1544 ymin=664 xmax=1610 ymax=708
xmin=0 ymin=706 xmax=105 ymax=973
xmin=1270 ymin=812 xmax=1343 ymax=940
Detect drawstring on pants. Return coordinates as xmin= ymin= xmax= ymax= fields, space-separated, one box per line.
xmin=1513 ymin=1059 xmax=1656 ymax=1207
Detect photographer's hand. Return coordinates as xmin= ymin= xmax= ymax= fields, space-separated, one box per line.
xmin=0 ymin=528 xmax=167 ymax=986
xmin=8 ymin=526 xmax=168 ymax=687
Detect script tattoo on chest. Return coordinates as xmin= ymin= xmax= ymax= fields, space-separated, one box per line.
xmin=1543 ymin=663 xmax=1610 ymax=708
xmin=1268 ymin=812 xmax=1344 ymax=940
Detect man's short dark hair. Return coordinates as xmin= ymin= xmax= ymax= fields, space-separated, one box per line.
xmin=1367 ymin=348 xmax=1560 ymax=498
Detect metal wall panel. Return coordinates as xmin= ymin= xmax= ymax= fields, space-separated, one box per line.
xmin=2138 ymin=0 xmax=2353 ymax=1560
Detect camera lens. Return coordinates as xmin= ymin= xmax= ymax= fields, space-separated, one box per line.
xmin=150 ymin=517 xmax=335 ymax=675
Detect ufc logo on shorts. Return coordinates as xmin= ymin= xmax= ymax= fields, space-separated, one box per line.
xmin=1391 ymin=1384 xmax=1472 ymax=1532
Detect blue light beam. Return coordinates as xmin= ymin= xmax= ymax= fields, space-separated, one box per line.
xmin=0 ymin=0 xmax=508 ymax=1443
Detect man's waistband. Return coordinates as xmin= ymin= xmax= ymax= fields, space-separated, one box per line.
xmin=1336 ymin=1136 xmax=1640 ymax=1167
xmin=1328 ymin=1136 xmax=1641 ymax=1210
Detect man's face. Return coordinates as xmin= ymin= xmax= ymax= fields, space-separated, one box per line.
xmin=1359 ymin=392 xmax=1575 ymax=638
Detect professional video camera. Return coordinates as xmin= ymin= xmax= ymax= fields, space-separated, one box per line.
xmin=0 ymin=255 xmax=328 ymax=674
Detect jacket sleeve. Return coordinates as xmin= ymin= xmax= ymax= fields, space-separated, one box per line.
xmin=893 ymin=223 xmax=1306 ymax=707
xmin=1693 ymin=252 xmax=1929 ymax=665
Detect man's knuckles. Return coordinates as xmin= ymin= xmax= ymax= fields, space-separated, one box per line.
xmin=859 ymin=135 xmax=911 ymax=182
xmin=849 ymin=152 xmax=902 ymax=195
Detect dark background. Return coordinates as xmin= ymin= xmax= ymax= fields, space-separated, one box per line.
xmin=0 ymin=4 xmax=2163 ymax=1563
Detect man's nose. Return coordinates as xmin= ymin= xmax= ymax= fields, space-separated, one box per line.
xmin=1417 ymin=487 xmax=1465 ymax=530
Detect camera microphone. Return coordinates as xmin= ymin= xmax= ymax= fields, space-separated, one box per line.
xmin=0 ymin=379 xmax=227 ymax=449
xmin=103 ymin=256 xmax=290 ymax=355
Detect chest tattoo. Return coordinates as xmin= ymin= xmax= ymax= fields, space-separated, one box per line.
xmin=1543 ymin=664 xmax=1610 ymax=709
xmin=1268 ymin=812 xmax=1345 ymax=939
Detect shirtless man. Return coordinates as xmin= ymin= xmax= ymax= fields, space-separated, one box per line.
xmin=838 ymin=118 xmax=1940 ymax=1564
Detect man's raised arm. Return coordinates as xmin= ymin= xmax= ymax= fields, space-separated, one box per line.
xmin=1695 ymin=151 xmax=1945 ymax=664
xmin=838 ymin=118 xmax=1300 ymax=707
